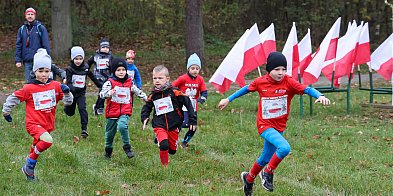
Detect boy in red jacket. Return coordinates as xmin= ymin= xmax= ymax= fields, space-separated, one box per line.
xmin=218 ymin=52 xmax=330 ymax=194
xmin=99 ymin=58 xmax=147 ymax=159
xmin=2 ymin=49 xmax=73 ymax=180
xmin=172 ymin=53 xmax=207 ymax=148
xmin=141 ymin=65 xmax=197 ymax=166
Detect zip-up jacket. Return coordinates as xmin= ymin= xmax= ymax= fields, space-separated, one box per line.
xmin=66 ymin=61 xmax=102 ymax=96
xmin=141 ymin=86 xmax=197 ymax=131
xmin=15 ymin=20 xmax=50 ymax=63
xmin=87 ymin=50 xmax=113 ymax=83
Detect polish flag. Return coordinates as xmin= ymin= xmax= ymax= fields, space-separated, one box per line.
xmin=368 ymin=33 xmax=393 ymax=81
xmin=303 ymin=17 xmax=341 ymax=85
xmin=354 ymin=22 xmax=370 ymax=65
xmin=322 ymin=24 xmax=362 ymax=83
xmin=282 ymin=22 xmax=299 ymax=80
xmin=260 ymin=23 xmax=276 ymax=59
xmin=298 ymin=28 xmax=312 ymax=80
xmin=236 ymin=23 xmax=264 ymax=86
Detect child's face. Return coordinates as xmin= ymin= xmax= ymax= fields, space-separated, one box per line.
xmin=100 ymin=46 xmax=110 ymax=53
xmin=126 ymin=58 xmax=134 ymax=64
xmin=115 ymin=67 xmax=127 ymax=79
xmin=153 ymin=70 xmax=170 ymax=89
xmin=25 ymin=13 xmax=35 ymax=23
xmin=35 ymin=68 xmax=51 ymax=83
xmin=188 ymin=65 xmax=200 ymax=77
xmin=73 ymin=56 xmax=84 ymax=66
xmin=269 ymin=66 xmax=287 ymax=81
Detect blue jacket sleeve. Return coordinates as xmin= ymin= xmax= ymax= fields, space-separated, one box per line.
xmin=134 ymin=67 xmax=142 ymax=88
xmin=228 ymin=85 xmax=250 ymax=102
xmin=304 ymin=87 xmax=323 ymax=99
xmin=15 ymin=26 xmax=23 ymax=63
xmin=40 ymin=25 xmax=51 ymax=55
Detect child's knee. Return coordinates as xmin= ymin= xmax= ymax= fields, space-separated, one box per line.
xmin=159 ymin=139 xmax=169 ymax=151
xmin=117 ymin=123 xmax=128 ymax=132
xmin=39 ymin=132 xmax=53 ymax=143
xmin=277 ymin=144 xmax=291 ymax=157
xmin=168 ymin=149 xmax=176 ymax=155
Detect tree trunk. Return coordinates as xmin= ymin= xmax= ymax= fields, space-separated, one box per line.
xmin=185 ymin=0 xmax=204 ymax=68
xmin=51 ymin=0 xmax=72 ymax=60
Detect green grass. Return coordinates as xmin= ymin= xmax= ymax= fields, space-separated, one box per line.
xmin=0 ymin=88 xmax=392 ymax=195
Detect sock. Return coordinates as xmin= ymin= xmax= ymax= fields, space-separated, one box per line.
xmin=159 ymin=150 xmax=169 ymax=166
xmin=266 ymin=153 xmax=283 ymax=173
xmin=246 ymin=162 xmax=263 ymax=183
xmin=29 ymin=140 xmax=52 ymax=160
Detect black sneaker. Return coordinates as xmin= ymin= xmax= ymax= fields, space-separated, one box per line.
xmin=123 ymin=144 xmax=135 ymax=158
xmin=260 ymin=170 xmax=274 ymax=192
xmin=81 ymin=130 xmax=89 ymax=138
xmin=241 ymin=172 xmax=253 ymax=196
xmin=104 ymin=147 xmax=113 ymax=159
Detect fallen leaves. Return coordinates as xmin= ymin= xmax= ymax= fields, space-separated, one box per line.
xmin=73 ymin=136 xmax=80 ymax=144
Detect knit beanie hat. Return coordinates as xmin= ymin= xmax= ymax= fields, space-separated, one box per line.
xmin=266 ymin=52 xmax=287 ymax=73
xmin=71 ymin=46 xmax=85 ymax=60
xmin=25 ymin=8 xmax=36 ymax=15
xmin=33 ymin=48 xmax=52 ymax=72
xmin=110 ymin=58 xmax=128 ymax=74
xmin=100 ymin=38 xmax=110 ymax=48
xmin=187 ymin=53 xmax=201 ymax=69
xmin=126 ymin=50 xmax=136 ymax=59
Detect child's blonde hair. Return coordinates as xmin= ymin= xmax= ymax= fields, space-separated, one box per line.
xmin=153 ymin=65 xmax=169 ymax=77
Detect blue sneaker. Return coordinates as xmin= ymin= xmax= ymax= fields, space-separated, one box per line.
xmin=22 ymin=158 xmax=37 ymax=180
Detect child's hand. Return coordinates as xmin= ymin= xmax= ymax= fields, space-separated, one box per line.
xmin=3 ymin=113 xmax=12 ymax=122
xmin=315 ymin=95 xmax=331 ymax=106
xmin=60 ymin=84 xmax=70 ymax=94
xmin=218 ymin=98 xmax=230 ymax=110
xmin=62 ymin=79 xmax=67 ymax=84
xmin=197 ymin=96 xmax=206 ymax=104
xmin=189 ymin=124 xmax=197 ymax=132
xmin=109 ymin=89 xmax=116 ymax=96
xmin=142 ymin=118 xmax=149 ymax=130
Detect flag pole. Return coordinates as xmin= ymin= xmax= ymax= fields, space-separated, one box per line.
xmin=257 ymin=66 xmax=262 ymax=77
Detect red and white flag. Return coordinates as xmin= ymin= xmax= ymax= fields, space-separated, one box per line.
xmin=369 ymin=33 xmax=393 ymax=81
xmin=354 ymin=22 xmax=370 ymax=66
xmin=260 ymin=23 xmax=276 ymax=59
xmin=298 ymin=28 xmax=312 ymax=80
xmin=282 ymin=22 xmax=299 ymax=80
xmin=209 ymin=24 xmax=265 ymax=94
xmin=303 ymin=17 xmax=341 ymax=85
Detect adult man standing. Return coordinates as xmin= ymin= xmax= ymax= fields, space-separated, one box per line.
xmin=15 ymin=7 xmax=51 ymax=83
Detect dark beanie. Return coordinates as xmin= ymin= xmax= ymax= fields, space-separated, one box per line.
xmin=110 ymin=58 xmax=127 ymax=74
xmin=100 ymin=38 xmax=110 ymax=48
xmin=266 ymin=52 xmax=287 ymax=73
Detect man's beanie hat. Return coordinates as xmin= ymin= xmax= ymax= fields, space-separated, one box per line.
xmin=25 ymin=8 xmax=36 ymax=15
xmin=187 ymin=53 xmax=201 ymax=69
xmin=71 ymin=46 xmax=85 ymax=60
xmin=100 ymin=38 xmax=110 ymax=48
xmin=33 ymin=49 xmax=52 ymax=72
xmin=110 ymin=58 xmax=127 ymax=74
xmin=266 ymin=52 xmax=287 ymax=73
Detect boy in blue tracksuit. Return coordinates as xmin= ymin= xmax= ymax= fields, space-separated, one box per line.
xmin=15 ymin=7 xmax=51 ymax=83
xmin=87 ymin=38 xmax=113 ymax=115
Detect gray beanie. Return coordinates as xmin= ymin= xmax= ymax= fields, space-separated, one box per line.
xmin=71 ymin=46 xmax=85 ymax=60
xmin=33 ymin=49 xmax=52 ymax=72
xmin=187 ymin=53 xmax=201 ymax=69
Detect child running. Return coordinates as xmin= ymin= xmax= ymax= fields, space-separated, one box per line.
xmin=2 ymin=49 xmax=73 ymax=180
xmin=218 ymin=52 xmax=331 ymax=195
xmin=64 ymin=46 xmax=102 ymax=138
xmin=172 ymin=53 xmax=207 ymax=148
xmin=125 ymin=49 xmax=142 ymax=89
xmin=141 ymin=65 xmax=197 ymax=166
xmin=99 ymin=58 xmax=147 ymax=159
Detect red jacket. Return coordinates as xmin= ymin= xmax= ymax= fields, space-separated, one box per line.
xmin=105 ymin=78 xmax=133 ymax=118
xmin=172 ymin=73 xmax=207 ymax=111
xmin=13 ymin=81 xmax=63 ymax=132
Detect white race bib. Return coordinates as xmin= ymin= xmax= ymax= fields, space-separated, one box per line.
xmin=261 ymin=95 xmax=288 ymax=119
xmin=111 ymin=86 xmax=130 ymax=104
xmin=182 ymin=97 xmax=197 ymax=112
xmin=32 ymin=89 xmax=56 ymax=110
xmin=153 ymin=96 xmax=174 ymax=116
xmin=97 ymin=58 xmax=109 ymax=70
xmin=72 ymin=75 xmax=86 ymax=88
xmin=127 ymin=70 xmax=135 ymax=80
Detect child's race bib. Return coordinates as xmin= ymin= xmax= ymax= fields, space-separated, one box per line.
xmin=153 ymin=96 xmax=174 ymax=116
xmin=72 ymin=74 xmax=86 ymax=88
xmin=111 ymin=86 xmax=130 ymax=104
xmin=182 ymin=97 xmax=197 ymax=112
xmin=261 ymin=95 xmax=288 ymax=119
xmin=127 ymin=70 xmax=135 ymax=80
xmin=32 ymin=89 xmax=56 ymax=110
xmin=97 ymin=58 xmax=109 ymax=70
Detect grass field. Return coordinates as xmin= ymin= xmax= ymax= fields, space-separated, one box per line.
xmin=0 ymin=87 xmax=392 ymax=195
